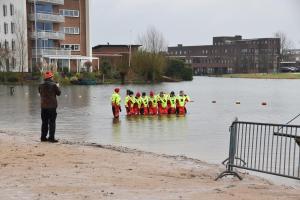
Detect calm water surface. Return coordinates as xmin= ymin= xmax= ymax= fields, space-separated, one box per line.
xmin=1 ymin=77 xmax=300 ymax=184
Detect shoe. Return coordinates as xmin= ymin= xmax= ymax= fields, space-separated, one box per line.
xmin=48 ymin=138 xmax=59 ymax=143
xmin=41 ymin=138 xmax=48 ymax=142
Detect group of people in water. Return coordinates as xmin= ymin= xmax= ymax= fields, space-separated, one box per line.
xmin=111 ymin=88 xmax=191 ymax=118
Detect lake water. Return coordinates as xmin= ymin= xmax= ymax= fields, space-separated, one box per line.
xmin=1 ymin=77 xmax=300 ymax=185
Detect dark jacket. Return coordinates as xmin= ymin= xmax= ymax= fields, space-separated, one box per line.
xmin=38 ymin=79 xmax=61 ymax=109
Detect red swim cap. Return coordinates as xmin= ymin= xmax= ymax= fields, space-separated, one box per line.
xmin=114 ymin=88 xmax=120 ymax=93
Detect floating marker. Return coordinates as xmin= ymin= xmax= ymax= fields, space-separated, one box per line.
xmin=262 ymin=102 xmax=267 ymax=106
xmin=78 ymin=95 xmax=82 ymax=98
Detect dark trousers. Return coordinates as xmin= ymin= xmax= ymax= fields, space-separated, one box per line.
xmin=41 ymin=108 xmax=57 ymax=140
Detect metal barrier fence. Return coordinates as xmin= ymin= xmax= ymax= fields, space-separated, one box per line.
xmin=216 ymin=120 xmax=300 ymax=180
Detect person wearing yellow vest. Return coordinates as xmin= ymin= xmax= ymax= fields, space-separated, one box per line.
xmin=168 ymin=91 xmax=177 ymax=114
xmin=133 ymin=92 xmax=142 ymax=115
xmin=148 ymin=91 xmax=158 ymax=115
xmin=176 ymin=90 xmax=188 ymax=115
xmin=157 ymin=91 xmax=168 ymax=115
xmin=128 ymin=91 xmax=135 ymax=115
xmin=111 ymin=88 xmax=121 ymax=118
xmin=140 ymin=92 xmax=149 ymax=115
xmin=125 ymin=89 xmax=132 ymax=115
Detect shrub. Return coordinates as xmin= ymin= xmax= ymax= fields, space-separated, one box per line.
xmin=165 ymin=59 xmax=193 ymax=81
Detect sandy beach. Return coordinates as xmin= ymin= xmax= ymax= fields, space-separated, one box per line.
xmin=0 ymin=132 xmax=299 ymax=200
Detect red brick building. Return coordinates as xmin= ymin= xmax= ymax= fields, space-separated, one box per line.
xmin=168 ymin=36 xmax=281 ymax=75
xmin=92 ymin=44 xmax=140 ymax=72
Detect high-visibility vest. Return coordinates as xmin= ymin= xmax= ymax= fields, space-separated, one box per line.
xmin=168 ymin=96 xmax=177 ymax=108
xmin=129 ymin=96 xmax=135 ymax=108
xmin=111 ymin=92 xmax=121 ymax=106
xmin=148 ymin=96 xmax=158 ymax=107
xmin=158 ymin=95 xmax=168 ymax=108
xmin=135 ymin=97 xmax=142 ymax=108
xmin=185 ymin=95 xmax=191 ymax=102
xmin=141 ymin=96 xmax=149 ymax=107
xmin=177 ymin=95 xmax=186 ymax=107
xmin=125 ymin=95 xmax=130 ymax=107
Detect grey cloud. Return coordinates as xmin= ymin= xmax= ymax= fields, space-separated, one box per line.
xmin=90 ymin=0 xmax=300 ymax=48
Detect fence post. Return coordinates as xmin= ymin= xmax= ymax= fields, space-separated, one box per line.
xmin=216 ymin=118 xmax=242 ymax=180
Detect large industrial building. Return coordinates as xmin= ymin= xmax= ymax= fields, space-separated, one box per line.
xmin=168 ymin=36 xmax=281 ymax=75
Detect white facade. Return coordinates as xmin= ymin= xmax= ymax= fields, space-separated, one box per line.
xmin=0 ymin=0 xmax=28 ymax=72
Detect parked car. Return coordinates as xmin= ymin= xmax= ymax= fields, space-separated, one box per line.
xmin=279 ymin=67 xmax=298 ymax=73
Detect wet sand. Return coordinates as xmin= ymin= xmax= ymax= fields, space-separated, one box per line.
xmin=0 ymin=132 xmax=299 ymax=200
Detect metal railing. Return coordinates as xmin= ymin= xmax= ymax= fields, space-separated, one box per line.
xmin=216 ymin=119 xmax=300 ymax=180
xmin=27 ymin=0 xmax=64 ymax=5
xmin=29 ymin=12 xmax=64 ymax=23
xmin=32 ymin=48 xmax=71 ymax=57
xmin=31 ymin=31 xmax=65 ymax=40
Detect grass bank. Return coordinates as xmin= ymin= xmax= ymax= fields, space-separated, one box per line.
xmin=221 ymin=73 xmax=300 ymax=79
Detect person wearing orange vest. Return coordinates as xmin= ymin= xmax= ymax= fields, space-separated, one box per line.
xmin=111 ymin=88 xmax=121 ymax=118
xmin=148 ymin=91 xmax=158 ymax=115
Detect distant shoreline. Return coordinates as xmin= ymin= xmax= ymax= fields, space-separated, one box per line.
xmin=214 ymin=73 xmax=300 ymax=80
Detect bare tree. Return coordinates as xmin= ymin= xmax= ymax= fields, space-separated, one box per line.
xmin=137 ymin=26 xmax=168 ymax=54
xmin=14 ymin=9 xmax=28 ymax=80
xmin=274 ymin=31 xmax=294 ymax=60
xmin=0 ymin=47 xmax=11 ymax=72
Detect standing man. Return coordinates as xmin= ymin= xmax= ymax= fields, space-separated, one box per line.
xmin=111 ymin=88 xmax=122 ymax=118
xmin=39 ymin=71 xmax=61 ymax=143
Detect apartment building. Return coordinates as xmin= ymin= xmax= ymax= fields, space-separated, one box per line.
xmin=168 ymin=36 xmax=281 ymax=75
xmin=0 ymin=0 xmax=28 ymax=72
xmin=0 ymin=0 xmax=95 ymax=73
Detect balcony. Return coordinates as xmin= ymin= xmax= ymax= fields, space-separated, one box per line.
xmin=29 ymin=12 xmax=64 ymax=23
xmin=32 ymin=48 xmax=71 ymax=57
xmin=31 ymin=31 xmax=65 ymax=40
xmin=27 ymin=0 xmax=64 ymax=5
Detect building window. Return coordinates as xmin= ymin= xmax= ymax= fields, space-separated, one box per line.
xmin=36 ymin=3 xmax=53 ymax=13
xmin=4 ymin=40 xmax=9 ymax=49
xmin=10 ymin=4 xmax=14 ymax=16
xmin=11 ymin=22 xmax=15 ymax=34
xmin=37 ymin=22 xmax=53 ymax=31
xmin=64 ymin=27 xmax=80 ymax=35
xmin=3 ymin=5 xmax=7 ymax=17
xmin=11 ymin=40 xmax=15 ymax=51
xmin=12 ymin=57 xmax=16 ymax=69
xmin=61 ymin=44 xmax=80 ymax=51
xmin=59 ymin=9 xmax=79 ymax=17
xmin=4 ymin=23 xmax=8 ymax=34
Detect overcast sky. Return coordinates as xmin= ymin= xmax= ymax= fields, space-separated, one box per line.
xmin=90 ymin=0 xmax=300 ymax=48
